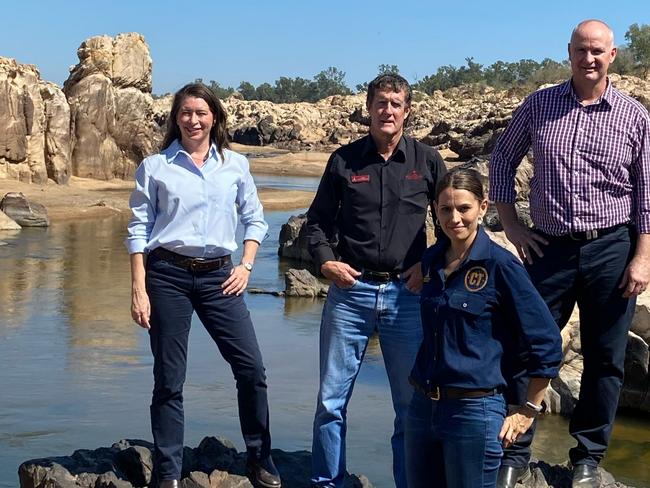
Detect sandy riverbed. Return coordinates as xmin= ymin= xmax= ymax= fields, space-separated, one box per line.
xmin=0 ymin=145 xmax=326 ymax=222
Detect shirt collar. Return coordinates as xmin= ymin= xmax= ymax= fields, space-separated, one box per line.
xmin=361 ymin=134 xmax=407 ymax=162
xmin=164 ymin=139 xmax=220 ymax=165
xmin=564 ymin=77 xmax=613 ymax=107
xmin=427 ymin=225 xmax=492 ymax=265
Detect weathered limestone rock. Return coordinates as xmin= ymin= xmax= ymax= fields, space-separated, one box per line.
xmin=0 ymin=209 xmax=21 ymax=230
xmin=64 ymin=33 xmax=160 ymax=180
xmin=278 ymin=214 xmax=312 ymax=262
xmin=19 ymin=437 xmax=373 ymax=488
xmin=284 ymin=268 xmax=329 ymax=297
xmin=0 ymin=192 xmax=49 ymax=227
xmin=0 ymin=57 xmax=70 ymax=183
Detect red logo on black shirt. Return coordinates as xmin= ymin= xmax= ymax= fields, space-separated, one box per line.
xmin=406 ymin=170 xmax=423 ymax=180
xmin=351 ymin=174 xmax=370 ymax=183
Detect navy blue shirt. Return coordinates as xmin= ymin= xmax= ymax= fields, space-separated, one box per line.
xmin=410 ymin=227 xmax=562 ymax=391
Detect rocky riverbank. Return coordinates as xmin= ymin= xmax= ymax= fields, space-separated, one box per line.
xmin=17 ymin=436 xmax=636 ymax=488
xmin=2 ymin=32 xmax=649 ymax=185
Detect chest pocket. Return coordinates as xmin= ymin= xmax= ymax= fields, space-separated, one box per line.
xmin=399 ymin=179 xmax=429 ymax=215
xmin=447 ymin=292 xmax=487 ymax=316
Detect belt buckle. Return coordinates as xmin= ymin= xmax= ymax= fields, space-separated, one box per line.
xmin=428 ymin=386 xmax=440 ymax=401
xmin=190 ymin=258 xmax=206 ymax=271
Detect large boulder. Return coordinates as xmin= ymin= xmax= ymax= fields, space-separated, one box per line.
xmin=278 ymin=214 xmax=313 ymax=262
xmin=0 ymin=192 xmax=49 ymax=227
xmin=284 ymin=268 xmax=329 ymax=297
xmin=63 ymin=33 xmax=160 ymax=180
xmin=0 ymin=57 xmax=71 ymax=183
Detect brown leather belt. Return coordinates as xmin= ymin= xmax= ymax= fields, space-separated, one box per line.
xmin=410 ymin=378 xmax=499 ymax=401
xmin=150 ymin=247 xmax=232 ymax=272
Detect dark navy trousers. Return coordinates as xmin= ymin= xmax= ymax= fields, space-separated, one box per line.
xmin=502 ymin=225 xmax=636 ymax=468
xmin=145 ymin=253 xmax=271 ymax=480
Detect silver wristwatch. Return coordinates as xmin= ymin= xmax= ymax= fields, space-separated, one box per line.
xmin=525 ymin=401 xmax=544 ymax=414
xmin=242 ymin=261 xmax=254 ymax=272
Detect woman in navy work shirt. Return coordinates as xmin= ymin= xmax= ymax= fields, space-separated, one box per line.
xmin=405 ymin=169 xmax=562 ymax=488
xmin=126 ymin=83 xmax=281 ymax=488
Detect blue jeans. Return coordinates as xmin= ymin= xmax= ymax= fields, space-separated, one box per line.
xmin=145 ymin=253 xmax=271 ymax=481
xmin=405 ymin=390 xmax=506 ymax=488
xmin=502 ymin=226 xmax=636 ymax=468
xmin=311 ymin=278 xmax=423 ymax=488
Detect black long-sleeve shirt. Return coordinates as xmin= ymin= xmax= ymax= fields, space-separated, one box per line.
xmin=306 ymin=135 xmax=447 ymax=272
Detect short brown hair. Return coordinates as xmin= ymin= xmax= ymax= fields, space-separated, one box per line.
xmin=366 ymin=73 xmax=412 ymax=107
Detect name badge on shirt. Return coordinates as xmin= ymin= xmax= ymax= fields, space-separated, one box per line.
xmin=351 ymin=174 xmax=370 ymax=183
xmin=464 ymin=266 xmax=488 ymax=292
xmin=405 ymin=170 xmax=423 ymax=181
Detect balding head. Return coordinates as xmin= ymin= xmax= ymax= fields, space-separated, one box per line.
xmin=568 ymin=19 xmax=617 ymax=96
xmin=570 ymin=19 xmax=615 ymax=49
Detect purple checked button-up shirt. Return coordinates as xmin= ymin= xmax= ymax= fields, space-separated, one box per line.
xmin=490 ymin=79 xmax=650 ymax=235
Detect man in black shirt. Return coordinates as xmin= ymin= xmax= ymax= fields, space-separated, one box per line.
xmin=307 ymin=73 xmax=447 ymax=488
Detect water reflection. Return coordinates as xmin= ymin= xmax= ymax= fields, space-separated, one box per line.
xmin=0 ymin=211 xmax=648 ymax=488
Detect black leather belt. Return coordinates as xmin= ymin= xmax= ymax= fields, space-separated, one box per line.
xmin=150 ymin=247 xmax=232 ymax=272
xmin=545 ymin=223 xmax=628 ymax=241
xmin=410 ymin=378 xmax=499 ymax=401
xmin=360 ymin=269 xmax=401 ymax=283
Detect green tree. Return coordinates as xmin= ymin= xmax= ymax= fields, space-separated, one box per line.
xmin=313 ymin=67 xmax=351 ymax=99
xmin=206 ymin=80 xmax=235 ymax=99
xmin=255 ymin=83 xmax=276 ymax=102
xmin=378 ymin=64 xmax=400 ymax=75
xmin=237 ymin=81 xmax=256 ymax=100
xmin=625 ymin=23 xmax=650 ymax=77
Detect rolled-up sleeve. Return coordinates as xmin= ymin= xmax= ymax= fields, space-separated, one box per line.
xmin=497 ymin=256 xmax=562 ymax=378
xmin=125 ymin=160 xmax=157 ymax=254
xmin=237 ymin=158 xmax=268 ymax=244
xmin=489 ymin=97 xmax=533 ymax=203
xmin=633 ymin=112 xmax=650 ymax=233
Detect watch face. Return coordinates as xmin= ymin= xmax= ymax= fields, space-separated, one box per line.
xmin=243 ymin=262 xmax=253 ymax=271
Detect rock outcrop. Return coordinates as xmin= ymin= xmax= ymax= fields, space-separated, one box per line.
xmin=18 ymin=436 xmax=372 ymax=488
xmin=0 ymin=58 xmax=71 ymax=183
xmin=0 ymin=192 xmax=49 ymax=227
xmin=63 ymin=33 xmax=160 ymax=180
xmin=2 ymin=31 xmax=650 ymax=185
xmin=17 ymin=438 xmax=636 ymax=488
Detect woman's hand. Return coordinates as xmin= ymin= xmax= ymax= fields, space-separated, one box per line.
xmin=131 ymin=286 xmax=151 ymax=329
xmin=223 ymin=265 xmax=251 ymax=296
xmin=499 ymin=407 xmax=536 ymax=448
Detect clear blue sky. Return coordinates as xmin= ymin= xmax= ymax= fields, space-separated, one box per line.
xmin=3 ymin=0 xmax=648 ymax=95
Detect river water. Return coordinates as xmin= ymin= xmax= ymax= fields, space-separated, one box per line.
xmin=0 ymin=181 xmax=648 ymax=487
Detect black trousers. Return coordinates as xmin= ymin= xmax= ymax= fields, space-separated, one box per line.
xmin=502 ymin=225 xmax=636 ymax=468
xmin=145 ymin=252 xmax=271 ymax=480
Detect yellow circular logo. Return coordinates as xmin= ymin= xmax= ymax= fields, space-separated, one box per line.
xmin=464 ymin=266 xmax=488 ymax=292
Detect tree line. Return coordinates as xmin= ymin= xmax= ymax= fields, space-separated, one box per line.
xmin=176 ymin=23 xmax=650 ymax=103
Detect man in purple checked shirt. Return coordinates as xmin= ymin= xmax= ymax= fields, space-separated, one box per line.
xmin=489 ymin=19 xmax=650 ymax=488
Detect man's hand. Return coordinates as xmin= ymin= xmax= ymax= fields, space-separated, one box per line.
xmin=502 ymin=221 xmax=548 ymax=265
xmin=321 ymin=261 xmax=361 ymax=288
xmin=499 ymin=407 xmax=536 ymax=448
xmin=223 ymin=265 xmax=251 ymax=296
xmin=496 ymin=202 xmax=548 ymax=264
xmin=620 ymin=234 xmax=650 ymax=297
xmin=402 ymin=262 xmax=423 ymax=293
xmin=620 ymin=255 xmax=650 ymax=297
